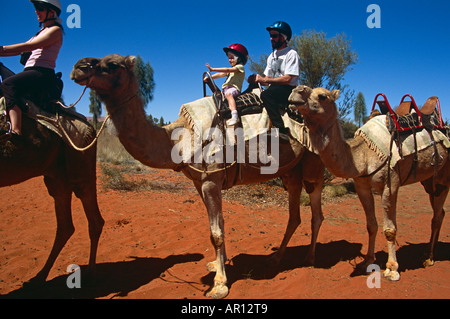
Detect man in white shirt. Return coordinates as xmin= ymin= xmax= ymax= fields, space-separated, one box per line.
xmin=253 ymin=21 xmax=299 ymax=141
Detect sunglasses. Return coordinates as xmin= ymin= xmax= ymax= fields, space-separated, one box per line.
xmin=34 ymin=4 xmax=47 ymax=12
xmin=270 ymin=33 xmax=280 ymax=39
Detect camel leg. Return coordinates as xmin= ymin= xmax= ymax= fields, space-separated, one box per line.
xmin=268 ymin=173 xmax=302 ymax=266
xmin=268 ymin=166 xmax=323 ymax=267
xmin=193 ymin=181 xmax=227 ymax=271
xmin=421 ymin=178 xmax=448 ymax=267
xmin=73 ymin=182 xmax=105 ymax=274
xmin=305 ymin=179 xmax=324 ymax=265
xmin=30 ymin=176 xmax=75 ymax=282
xmin=381 ymin=185 xmax=400 ymax=281
xmin=197 ymin=179 xmax=229 ymax=299
xmin=354 ymin=179 xmax=378 ymax=269
xmin=303 ymin=153 xmax=325 ymax=265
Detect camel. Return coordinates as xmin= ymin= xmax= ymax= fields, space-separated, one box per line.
xmin=0 ymin=102 xmax=104 ymax=285
xmin=288 ymin=85 xmax=449 ymax=281
xmin=70 ymin=54 xmax=325 ymax=299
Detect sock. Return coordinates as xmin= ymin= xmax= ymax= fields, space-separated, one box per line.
xmin=231 ymin=110 xmax=238 ymax=119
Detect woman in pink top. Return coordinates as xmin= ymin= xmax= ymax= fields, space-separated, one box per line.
xmin=0 ymin=0 xmax=63 ymax=137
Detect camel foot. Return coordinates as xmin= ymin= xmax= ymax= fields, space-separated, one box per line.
xmin=423 ymin=258 xmax=435 ymax=267
xmin=383 ymin=269 xmax=400 ymax=281
xmin=356 ymin=256 xmax=374 ymax=272
xmin=206 ymin=261 xmax=217 ymax=272
xmin=206 ymin=284 xmax=229 ymax=299
xmin=348 ymin=256 xmax=375 ymax=277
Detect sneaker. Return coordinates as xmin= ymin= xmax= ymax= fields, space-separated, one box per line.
xmin=0 ymin=122 xmax=12 ymax=142
xmin=226 ymin=117 xmax=239 ymax=126
xmin=0 ymin=130 xmax=20 ymax=142
xmin=0 ymin=132 xmax=12 ymax=142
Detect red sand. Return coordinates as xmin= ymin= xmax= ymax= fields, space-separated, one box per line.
xmin=0 ymin=166 xmax=449 ymax=299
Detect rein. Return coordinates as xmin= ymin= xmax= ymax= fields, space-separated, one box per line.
xmin=54 ymin=86 xmax=87 ymax=109
xmin=58 ymin=89 xmax=140 ymax=152
xmin=56 ymin=112 xmax=111 ymax=152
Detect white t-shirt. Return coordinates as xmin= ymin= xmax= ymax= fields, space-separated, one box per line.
xmin=264 ymin=47 xmax=299 ymax=87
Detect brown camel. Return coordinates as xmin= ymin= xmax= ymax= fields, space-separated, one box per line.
xmin=289 ymin=85 xmax=449 ymax=281
xmin=71 ymin=54 xmax=325 ymax=299
xmin=0 ymin=105 xmax=104 ymax=285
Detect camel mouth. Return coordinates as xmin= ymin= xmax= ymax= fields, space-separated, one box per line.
xmin=70 ymin=69 xmax=86 ymax=83
xmin=72 ymin=77 xmax=89 ymax=86
xmin=289 ymin=100 xmax=307 ymax=106
xmin=288 ymin=98 xmax=307 ymax=111
xmin=70 ymin=70 xmax=92 ymax=86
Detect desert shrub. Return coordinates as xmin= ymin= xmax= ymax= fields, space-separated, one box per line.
xmin=96 ymin=125 xmax=136 ymax=165
xmin=100 ymin=164 xmax=146 ymax=191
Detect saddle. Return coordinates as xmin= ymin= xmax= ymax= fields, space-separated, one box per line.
xmin=219 ymin=91 xmax=264 ymax=118
xmin=369 ymin=93 xmax=449 ymax=186
xmin=371 ymin=93 xmax=447 ymax=134
xmin=0 ymin=63 xmax=92 ymax=145
xmin=203 ymin=73 xmax=303 ymax=125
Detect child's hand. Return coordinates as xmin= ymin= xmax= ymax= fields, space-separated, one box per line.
xmin=205 ymin=63 xmax=213 ymax=72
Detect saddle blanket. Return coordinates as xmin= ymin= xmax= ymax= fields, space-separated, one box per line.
xmin=355 ymin=114 xmax=450 ymax=168
xmin=0 ymin=96 xmax=95 ymax=148
xmin=178 ymin=96 xmax=317 ymax=154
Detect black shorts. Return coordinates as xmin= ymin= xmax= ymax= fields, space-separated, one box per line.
xmin=1 ymin=66 xmax=55 ymax=112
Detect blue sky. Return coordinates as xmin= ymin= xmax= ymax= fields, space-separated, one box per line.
xmin=1 ymin=0 xmax=449 ymax=123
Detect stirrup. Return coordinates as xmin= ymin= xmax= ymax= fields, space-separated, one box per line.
xmin=0 ymin=121 xmax=12 ymax=141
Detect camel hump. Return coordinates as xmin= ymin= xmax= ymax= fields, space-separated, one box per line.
xmin=421 ymin=96 xmax=438 ymax=115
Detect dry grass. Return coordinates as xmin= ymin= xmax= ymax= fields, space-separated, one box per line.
xmin=99 ymin=163 xmax=187 ymax=192
xmin=96 ymin=125 xmax=136 ymax=165
xmin=222 ymin=179 xmax=355 ymax=208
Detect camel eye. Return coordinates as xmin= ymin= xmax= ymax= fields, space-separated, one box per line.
xmin=318 ymin=94 xmax=327 ymax=101
xmin=107 ymin=62 xmax=120 ymax=70
xmin=79 ymin=65 xmax=91 ymax=71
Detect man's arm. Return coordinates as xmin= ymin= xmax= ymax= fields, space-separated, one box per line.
xmin=254 ymin=74 xmax=295 ymax=86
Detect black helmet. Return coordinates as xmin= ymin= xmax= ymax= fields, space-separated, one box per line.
xmin=266 ymin=21 xmax=292 ymax=41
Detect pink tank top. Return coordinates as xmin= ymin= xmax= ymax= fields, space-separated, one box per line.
xmin=25 ymin=27 xmax=63 ymax=70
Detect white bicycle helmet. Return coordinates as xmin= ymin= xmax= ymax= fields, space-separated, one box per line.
xmin=30 ymin=0 xmax=62 ymax=16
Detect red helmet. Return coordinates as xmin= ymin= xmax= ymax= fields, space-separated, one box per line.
xmin=223 ymin=43 xmax=249 ymax=65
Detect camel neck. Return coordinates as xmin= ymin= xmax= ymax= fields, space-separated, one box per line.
xmin=105 ymin=91 xmax=177 ymax=170
xmin=314 ymin=120 xmax=360 ymax=178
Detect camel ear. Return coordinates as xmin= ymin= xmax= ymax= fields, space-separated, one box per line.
xmin=125 ymin=56 xmax=136 ymax=70
xmin=330 ymin=90 xmax=340 ymax=101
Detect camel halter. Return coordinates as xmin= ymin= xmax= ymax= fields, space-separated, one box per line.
xmin=48 ymin=84 xmax=110 ymax=152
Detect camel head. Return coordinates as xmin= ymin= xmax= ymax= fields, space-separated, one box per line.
xmin=288 ymin=85 xmax=340 ymax=130
xmin=71 ymin=54 xmax=137 ymax=98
